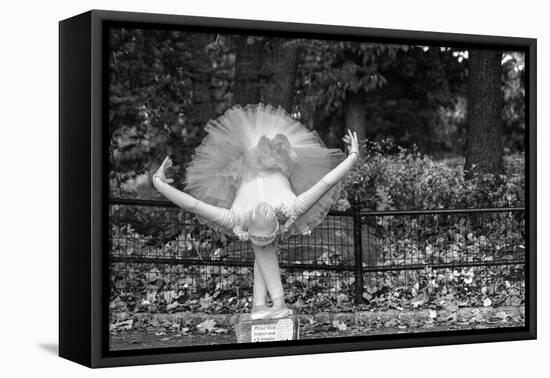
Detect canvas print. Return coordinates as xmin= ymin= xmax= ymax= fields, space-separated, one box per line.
xmin=107 ymin=26 xmax=526 ymax=351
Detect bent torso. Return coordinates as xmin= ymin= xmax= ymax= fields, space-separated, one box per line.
xmin=230 ymin=169 xmax=296 ymax=218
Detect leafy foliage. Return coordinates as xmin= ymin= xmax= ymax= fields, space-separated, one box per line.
xmin=342 ymin=140 xmax=525 ymax=211
xmin=110 ymin=260 xmax=524 ymax=314
xmin=109 ymin=28 xmax=234 ymax=193
xmin=108 ymin=29 xmax=525 ymax=198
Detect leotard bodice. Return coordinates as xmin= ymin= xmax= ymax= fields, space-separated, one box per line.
xmin=230 ymin=169 xmax=296 ymax=222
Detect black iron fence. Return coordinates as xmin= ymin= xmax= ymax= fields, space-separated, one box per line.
xmin=109 ymin=197 xmax=525 ymax=310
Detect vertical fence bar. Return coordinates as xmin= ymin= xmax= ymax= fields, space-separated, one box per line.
xmin=351 ymin=182 xmax=364 ymax=304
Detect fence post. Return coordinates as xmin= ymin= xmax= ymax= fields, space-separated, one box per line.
xmin=351 ymin=181 xmax=364 ymax=304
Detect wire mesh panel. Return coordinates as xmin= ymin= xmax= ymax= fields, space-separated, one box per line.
xmin=279 ymin=215 xmax=355 ymax=267
xmin=361 ymin=209 xmax=524 ymax=270
xmin=360 ymin=209 xmax=525 ymax=310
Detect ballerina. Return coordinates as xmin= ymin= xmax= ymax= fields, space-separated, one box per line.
xmin=152 ymin=103 xmax=359 ymax=319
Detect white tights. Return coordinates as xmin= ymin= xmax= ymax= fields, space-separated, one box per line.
xmin=251 ymin=239 xmax=286 ymax=308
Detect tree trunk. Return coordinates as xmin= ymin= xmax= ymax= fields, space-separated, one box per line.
xmin=464 ymin=49 xmax=504 ymax=177
xmin=261 ymin=38 xmax=301 ymax=112
xmin=344 ymin=89 xmax=368 ymax=141
xmin=233 ymin=35 xmax=263 ymax=106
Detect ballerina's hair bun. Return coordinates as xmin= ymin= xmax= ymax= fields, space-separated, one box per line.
xmin=248 ymin=202 xmax=279 ymax=246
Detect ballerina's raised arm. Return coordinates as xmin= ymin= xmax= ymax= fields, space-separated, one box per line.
xmin=152 ymin=156 xmax=237 ymax=231
xmin=281 ymin=129 xmax=360 ymax=233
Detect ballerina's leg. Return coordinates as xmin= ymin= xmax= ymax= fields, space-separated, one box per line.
xmin=251 ymin=260 xmax=273 ymax=319
xmin=253 ymin=259 xmax=268 ymax=306
xmin=251 ymin=242 xmax=289 ymax=314
xmin=252 ymin=237 xmax=280 ymax=306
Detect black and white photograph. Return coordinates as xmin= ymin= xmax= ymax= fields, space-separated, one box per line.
xmin=4 ymin=0 xmax=550 ymax=374
xmin=106 ymin=23 xmax=528 ymax=351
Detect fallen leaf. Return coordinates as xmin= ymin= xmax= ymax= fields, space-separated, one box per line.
xmin=337 ymin=293 xmax=349 ymax=305
xmin=113 ymin=319 xmax=133 ymax=331
xmin=197 ymin=319 xmax=217 ymax=333
xmin=509 ymin=296 xmax=522 ymax=306
xmin=385 ymin=318 xmax=398 ymax=327
xmin=166 ymin=302 xmax=180 ymax=311
xmin=332 ymin=320 xmax=347 ymax=331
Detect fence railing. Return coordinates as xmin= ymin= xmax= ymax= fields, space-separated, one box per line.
xmin=109 ymin=197 xmax=525 ymax=305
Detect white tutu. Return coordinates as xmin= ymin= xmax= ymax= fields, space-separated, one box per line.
xmin=184 ymin=103 xmax=346 ymax=237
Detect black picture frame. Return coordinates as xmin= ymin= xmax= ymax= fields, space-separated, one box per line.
xmin=59 ymin=9 xmax=537 ymax=368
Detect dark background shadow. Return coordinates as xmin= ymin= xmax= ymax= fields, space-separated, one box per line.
xmin=38 ymin=343 xmax=58 ymax=355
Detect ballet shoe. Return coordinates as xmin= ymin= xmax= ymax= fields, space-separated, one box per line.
xmin=251 ymin=304 xmax=272 ymax=320
xmin=267 ymin=305 xmax=293 ymax=319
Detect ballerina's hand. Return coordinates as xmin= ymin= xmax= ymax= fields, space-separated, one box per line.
xmin=342 ymin=129 xmax=359 ymax=158
xmin=233 ymin=227 xmax=249 ymax=241
xmin=275 ymin=202 xmax=293 ymax=222
xmin=279 ymin=209 xmax=298 ymax=237
xmin=153 ymin=156 xmax=175 ymax=184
